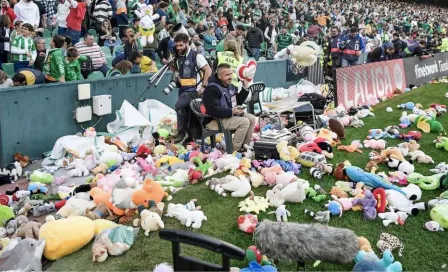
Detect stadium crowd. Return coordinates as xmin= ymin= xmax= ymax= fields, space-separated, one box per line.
xmin=0 ymin=0 xmax=447 ymax=88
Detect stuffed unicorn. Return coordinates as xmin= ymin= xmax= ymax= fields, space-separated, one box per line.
xmin=135 ymin=4 xmax=160 ymax=46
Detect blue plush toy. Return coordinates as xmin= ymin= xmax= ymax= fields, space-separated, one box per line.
xmin=241 ymin=261 xmax=277 ymax=272
xmin=353 ymin=250 xmax=402 ymax=272
xmin=366 ymin=129 xmax=394 ymax=140
xmin=344 ymin=166 xmax=407 ymax=195
xmin=28 ymin=182 xmax=48 ymax=194
xmin=397 ymin=102 xmax=415 ymax=110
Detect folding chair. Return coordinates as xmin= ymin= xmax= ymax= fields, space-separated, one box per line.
xmin=159 ymin=229 xmax=245 ymax=271
xmin=190 ymin=98 xmax=234 ymax=154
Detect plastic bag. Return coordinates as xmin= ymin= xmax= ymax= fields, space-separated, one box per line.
xmin=93 ymin=226 xmax=138 ymax=260
xmin=106 ymin=100 xmax=151 ymax=146
xmin=294 ymin=80 xmax=320 ymax=97
xmin=138 ymin=99 xmax=176 ymax=127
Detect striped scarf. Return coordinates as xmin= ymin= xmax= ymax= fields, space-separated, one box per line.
xmin=12 ymin=35 xmax=35 ymax=62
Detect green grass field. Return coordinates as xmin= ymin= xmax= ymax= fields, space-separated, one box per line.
xmin=51 ymin=84 xmax=448 ymax=271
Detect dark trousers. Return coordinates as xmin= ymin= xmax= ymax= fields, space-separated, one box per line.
xmin=14 ymin=61 xmax=30 ymax=72
xmin=175 ymin=90 xmax=199 ymax=135
xmin=66 ymin=28 xmax=81 ymax=45
xmin=58 ymin=27 xmax=67 ymax=35
xmin=143 ymin=49 xmax=157 ymax=62
xmin=331 ymin=54 xmax=342 ymax=69
xmin=94 ymin=64 xmax=111 ymax=76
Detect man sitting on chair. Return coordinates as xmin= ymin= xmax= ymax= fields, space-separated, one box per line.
xmin=201 ymin=63 xmax=256 ymax=152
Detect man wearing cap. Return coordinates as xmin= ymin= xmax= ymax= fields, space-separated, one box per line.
xmin=368 ymin=42 xmax=395 ymax=62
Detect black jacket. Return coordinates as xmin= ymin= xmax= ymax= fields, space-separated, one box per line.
xmin=202 ymin=75 xmax=249 ymax=125
xmin=246 ymin=27 xmax=264 ymax=49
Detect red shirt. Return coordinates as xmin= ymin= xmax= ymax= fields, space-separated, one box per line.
xmin=0 ymin=7 xmax=16 ymax=29
xmin=66 ymin=1 xmax=86 ymax=31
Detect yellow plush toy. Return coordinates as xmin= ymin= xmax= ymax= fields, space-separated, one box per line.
xmin=134 ymin=4 xmax=160 ymax=47
xmin=276 ymin=141 xmax=291 ymax=161
xmin=156 ymin=155 xmax=184 ymax=168
xmin=93 ymin=219 xmax=117 ymax=237
xmin=287 ymin=146 xmax=300 ymax=161
xmin=40 ymin=216 xmax=95 ymax=260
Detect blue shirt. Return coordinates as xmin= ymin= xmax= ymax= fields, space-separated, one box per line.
xmin=154 ymin=9 xmax=168 ymax=24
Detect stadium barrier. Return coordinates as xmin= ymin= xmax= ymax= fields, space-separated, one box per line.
xmin=334 ymin=52 xmax=448 ymax=109
xmin=0 ymin=59 xmax=322 ymax=164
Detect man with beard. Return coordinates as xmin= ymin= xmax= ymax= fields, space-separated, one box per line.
xmin=171 ymin=33 xmax=212 ymax=144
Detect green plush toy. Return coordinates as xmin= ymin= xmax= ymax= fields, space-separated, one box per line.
xmin=434 ymin=137 xmax=448 ymax=151
xmin=0 ymin=205 xmax=14 ymax=227
xmin=157 ymin=128 xmax=170 ymax=139
xmin=30 ymin=170 xmax=54 ymax=184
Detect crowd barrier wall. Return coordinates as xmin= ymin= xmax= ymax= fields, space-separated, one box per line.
xmin=0 ymin=59 xmax=316 ymax=164
xmin=334 ymin=52 xmax=448 ymax=109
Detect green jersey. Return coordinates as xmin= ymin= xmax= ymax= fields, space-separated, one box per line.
xmin=11 ymin=35 xmax=36 ymax=62
xmin=276 ymin=34 xmax=293 ymax=51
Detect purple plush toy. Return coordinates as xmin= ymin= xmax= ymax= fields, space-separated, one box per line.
xmin=352 ymin=190 xmax=378 ymax=220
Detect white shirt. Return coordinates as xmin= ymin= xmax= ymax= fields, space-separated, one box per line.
xmin=57 ymin=1 xmax=71 ymax=28
xmin=3 ymin=27 xmax=10 ymax=51
xmin=14 ymin=1 xmax=40 ymax=27
xmin=0 ymin=78 xmax=13 ymax=88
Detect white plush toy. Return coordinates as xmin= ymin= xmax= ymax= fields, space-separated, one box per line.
xmin=99 ymin=151 xmax=123 ymax=167
xmin=289 ymin=41 xmax=320 ymax=67
xmin=268 ymin=205 xmax=291 ymax=222
xmin=165 ymin=200 xmax=200 ymax=217
xmin=385 ymin=184 xmax=426 ymax=216
xmin=138 ymin=210 xmax=164 ymax=235
xmin=220 ymin=175 xmax=251 ymax=197
xmin=430 ymin=162 xmax=448 ymax=173
xmin=213 ymin=155 xmax=240 ymax=173
xmin=170 ymin=209 xmax=207 ymax=229
xmin=110 ymin=177 xmax=138 ymax=210
xmin=266 ymin=180 xmax=308 ymax=207
xmin=134 ymin=4 xmax=160 ymax=47
xmin=378 ymin=207 xmax=409 ymax=227
xmin=397 ymin=143 xmax=409 ymax=157
xmin=66 ymin=158 xmax=89 ymax=177
xmin=408 ymin=150 xmax=434 ymax=164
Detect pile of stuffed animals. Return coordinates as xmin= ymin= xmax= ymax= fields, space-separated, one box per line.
xmin=1 ymin=90 xmax=448 ymax=272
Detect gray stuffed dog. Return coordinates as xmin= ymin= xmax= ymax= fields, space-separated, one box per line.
xmin=254 ymin=220 xmax=359 ymax=267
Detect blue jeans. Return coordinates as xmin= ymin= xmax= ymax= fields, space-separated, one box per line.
xmin=342 ymin=58 xmax=358 ymax=67
xmin=66 ymin=28 xmax=81 ymax=45
xmin=58 ymin=27 xmax=67 ymax=35
xmin=250 ymin=48 xmax=260 ymax=60
xmin=14 ymin=61 xmax=31 ymax=72
xmin=143 ymin=49 xmax=156 ymax=62
xmin=95 ymin=64 xmax=111 ymax=76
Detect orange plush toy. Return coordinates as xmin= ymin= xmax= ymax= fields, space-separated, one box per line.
xmin=90 ymin=187 xmax=114 ymax=211
xmin=131 ymin=179 xmax=169 ymax=207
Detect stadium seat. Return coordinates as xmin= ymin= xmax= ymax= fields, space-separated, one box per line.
xmin=88 ymin=71 xmax=104 ymax=79
xmin=43 ymin=29 xmax=52 ymax=39
xmin=101 ymin=46 xmax=112 ymax=57
xmin=45 ymin=38 xmax=51 ymax=48
xmin=113 ymin=45 xmax=124 ymax=57
xmin=52 ymin=28 xmax=58 ymax=37
xmin=2 ymin=63 xmax=15 ymax=78
xmin=259 ymin=57 xmax=266 ymax=61
xmin=106 ymin=56 xmax=114 ymax=67
xmin=88 ymin=29 xmax=97 ymax=36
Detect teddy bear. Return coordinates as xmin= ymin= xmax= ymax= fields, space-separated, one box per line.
xmin=66 ymin=158 xmax=89 ymax=177
xmin=266 ymin=180 xmax=308 ymax=207
xmin=12 ymin=221 xmax=41 ymax=240
xmin=111 ymin=177 xmax=138 ymax=213
xmin=133 ymin=203 xmax=165 ymax=235
xmin=408 ymin=150 xmax=434 ymax=164
xmin=169 ymin=208 xmax=207 ymax=229
xmin=221 ymin=175 xmax=252 ymax=197
xmin=92 ymin=163 xmax=108 ymax=175
xmin=363 ymin=139 xmax=386 ymax=150
xmin=5 ymin=215 xmax=29 ymax=235
xmin=276 ymin=141 xmax=291 ymax=161
xmin=378 ymin=207 xmax=409 ymax=227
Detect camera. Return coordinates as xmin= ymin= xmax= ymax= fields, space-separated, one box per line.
xmin=163 ymin=82 xmax=177 ymax=95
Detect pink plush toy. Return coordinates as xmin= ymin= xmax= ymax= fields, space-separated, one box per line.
xmin=263 ymin=172 xmax=277 ymax=186
xmin=97 ymin=173 xmax=120 ymax=193
xmin=275 ymin=172 xmax=297 ymax=187
xmin=388 ymin=171 xmax=408 ymax=185
xmin=207 ymin=149 xmax=222 ymax=160
xmin=363 ymin=139 xmax=386 ymax=150
xmin=260 ymin=165 xmax=284 ymax=175
xmin=136 ymin=157 xmax=157 ymax=175
xmin=337 ymin=116 xmax=350 ymax=127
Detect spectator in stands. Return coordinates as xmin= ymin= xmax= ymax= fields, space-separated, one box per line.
xmin=75 ymin=33 xmax=110 ymax=75
xmin=129 ymin=50 xmax=142 ymax=74
xmin=131 ymin=17 xmax=139 ymax=34
xmin=195 ymin=21 xmax=206 ymax=35
xmin=36 ymin=0 xmax=56 ymax=30
xmin=14 ymin=0 xmax=40 ymax=28
xmin=439 ymin=32 xmax=448 ymax=53
xmin=10 ymin=20 xmax=22 ymax=41
xmin=158 ymin=21 xmax=171 ymax=42
xmin=0 ymin=15 xmax=11 ymax=67
xmin=122 ymin=26 xmax=140 ymax=61
xmin=204 ymin=14 xmax=214 ymax=29
xmin=307 ymin=22 xmax=323 ymax=40
xmin=215 ymin=23 xmax=227 ymax=41
xmin=11 ymin=67 xmax=45 ymax=85
xmin=245 ymin=23 xmax=263 ymax=60
xmin=0 ymin=0 xmax=16 ymax=29
xmin=62 ymin=34 xmax=72 ymax=48
xmin=91 ymin=0 xmax=113 ymax=30
xmin=202 ymin=63 xmax=255 ymax=153
xmin=56 ymin=0 xmax=71 ymax=35
xmin=264 ymin=20 xmax=278 ymax=52
xmin=368 ymin=42 xmax=395 ymax=63
xmin=0 ymin=70 xmax=12 ymax=88
xmin=224 ymin=24 xmax=244 ymax=57
xmin=404 ymin=40 xmax=431 ymax=59
xmin=44 ymin=34 xmax=65 ymax=82
xmin=215 ymin=39 xmax=242 ymax=87
xmin=154 ymin=1 xmax=168 ymax=24
xmin=114 ymin=0 xmax=128 ymax=39
xmin=139 ymin=55 xmax=157 ymax=73
xmin=217 ymin=12 xmax=228 ymax=27
xmin=66 ymin=0 xmax=87 ymax=45
xmin=33 ymin=37 xmax=46 ymax=71
xmin=157 ymin=30 xmax=174 ymax=64
xmin=340 ymin=26 xmax=365 ymax=67
xmin=98 ymin=19 xmax=117 ymax=50
xmin=186 ymin=19 xmax=196 ymax=36
xmin=11 ymin=23 xmax=36 ymax=72
xmin=106 ymin=59 xmax=132 ymax=76
xmin=275 ymin=26 xmax=293 ymax=53
xmin=329 ymin=26 xmax=343 ymax=69
xmin=64 ymin=47 xmax=84 ymax=81
xmin=202 ymin=26 xmax=217 ymax=53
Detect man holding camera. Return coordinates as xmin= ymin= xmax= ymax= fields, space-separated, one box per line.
xmin=172 ymin=33 xmax=212 ymax=144
xmin=201 ymin=63 xmax=256 ymax=153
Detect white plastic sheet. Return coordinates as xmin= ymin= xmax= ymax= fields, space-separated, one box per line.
xmin=49 ymin=135 xmax=107 ymax=161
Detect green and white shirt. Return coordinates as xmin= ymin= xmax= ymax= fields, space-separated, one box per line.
xmin=11 ymin=35 xmax=37 ymax=62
